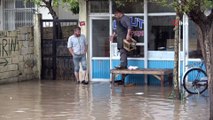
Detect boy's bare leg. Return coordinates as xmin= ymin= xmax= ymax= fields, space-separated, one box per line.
xmin=74 ymin=72 xmax=80 ymax=83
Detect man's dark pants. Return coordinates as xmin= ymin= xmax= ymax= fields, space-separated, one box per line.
xmin=119 ymin=48 xmax=127 ymax=68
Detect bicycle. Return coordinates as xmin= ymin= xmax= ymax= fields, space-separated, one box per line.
xmin=182 ymin=59 xmax=208 ymax=94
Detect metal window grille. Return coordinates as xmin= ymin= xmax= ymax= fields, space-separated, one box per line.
xmin=3 ymin=0 xmax=35 ymax=30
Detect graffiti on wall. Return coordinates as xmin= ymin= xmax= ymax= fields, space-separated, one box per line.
xmin=0 ymin=58 xmax=8 ymax=66
xmin=0 ymin=38 xmax=18 ymax=58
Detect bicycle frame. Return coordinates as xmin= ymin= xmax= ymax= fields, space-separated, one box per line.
xmin=182 ymin=67 xmax=201 ymax=83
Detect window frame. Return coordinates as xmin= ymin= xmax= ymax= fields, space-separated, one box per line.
xmin=3 ymin=0 xmax=35 ymax=30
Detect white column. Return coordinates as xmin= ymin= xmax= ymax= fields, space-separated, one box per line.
xmin=180 ymin=14 xmax=189 ymax=88
xmin=33 ymin=14 xmax=42 ymax=79
xmin=178 ymin=17 xmax=182 ymax=88
xmin=109 ymin=0 xmax=113 ymax=82
xmin=109 ymin=0 xmax=112 ymax=70
xmin=79 ymin=0 xmax=89 ymax=81
xmin=144 ymin=0 xmax=148 ymax=68
xmin=182 ymin=14 xmax=189 ymax=76
xmin=144 ymin=0 xmax=148 ymax=84
xmin=79 ymin=0 xmax=88 ymax=37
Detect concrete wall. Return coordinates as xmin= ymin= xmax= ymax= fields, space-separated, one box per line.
xmin=34 ymin=14 xmax=42 ymax=80
xmin=79 ymin=0 xmax=89 ymax=81
xmin=0 ymin=26 xmax=39 ymax=84
xmin=0 ymin=0 xmax=3 ymax=30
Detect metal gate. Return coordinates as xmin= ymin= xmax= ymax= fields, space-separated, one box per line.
xmin=41 ymin=19 xmax=78 ymax=80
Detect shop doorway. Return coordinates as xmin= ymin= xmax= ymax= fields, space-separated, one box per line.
xmin=90 ymin=18 xmax=110 ymax=80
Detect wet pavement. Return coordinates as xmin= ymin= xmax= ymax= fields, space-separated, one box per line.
xmin=0 ymin=80 xmax=209 ymax=120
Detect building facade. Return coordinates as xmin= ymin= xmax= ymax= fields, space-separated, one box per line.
xmin=0 ymin=0 xmax=78 ymax=30
xmin=0 ymin=0 xmax=202 ymax=85
xmin=0 ymin=0 xmax=35 ymax=30
xmin=78 ymin=0 xmax=202 ymax=85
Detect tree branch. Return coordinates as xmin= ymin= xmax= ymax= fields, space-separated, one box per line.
xmin=42 ymin=0 xmax=58 ymax=19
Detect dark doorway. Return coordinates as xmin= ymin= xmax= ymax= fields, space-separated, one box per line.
xmin=41 ymin=19 xmax=78 ymax=80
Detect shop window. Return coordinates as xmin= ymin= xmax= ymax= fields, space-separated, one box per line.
xmin=148 ymin=1 xmax=175 ymax=13
xmin=92 ymin=20 xmax=110 ymax=57
xmin=112 ymin=1 xmax=144 ymax=13
xmin=131 ymin=16 xmax=144 ymax=43
xmin=112 ymin=16 xmax=144 ymax=58
xmin=148 ymin=16 xmax=183 ymax=51
xmin=112 ymin=16 xmax=144 ymax=43
xmin=188 ymin=20 xmax=202 ymax=58
xmin=90 ymin=0 xmax=109 ymax=13
xmin=127 ymin=46 xmax=144 ymax=57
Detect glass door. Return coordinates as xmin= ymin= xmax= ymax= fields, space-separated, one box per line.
xmin=91 ymin=19 xmax=110 ymax=57
xmin=90 ymin=18 xmax=110 ymax=80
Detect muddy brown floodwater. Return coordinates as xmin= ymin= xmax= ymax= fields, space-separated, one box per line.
xmin=0 ymin=80 xmax=210 ymax=120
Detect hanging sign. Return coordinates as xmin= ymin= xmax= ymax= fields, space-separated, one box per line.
xmin=80 ymin=21 xmax=86 ymax=26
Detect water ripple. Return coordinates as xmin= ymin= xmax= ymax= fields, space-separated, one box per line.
xmin=0 ymin=80 xmax=209 ymax=120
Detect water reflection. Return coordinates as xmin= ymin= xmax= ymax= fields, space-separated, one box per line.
xmin=0 ymin=80 xmax=209 ymax=120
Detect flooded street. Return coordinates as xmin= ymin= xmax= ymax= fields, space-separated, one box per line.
xmin=0 ymin=80 xmax=209 ymax=120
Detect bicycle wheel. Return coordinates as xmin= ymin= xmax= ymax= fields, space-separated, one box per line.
xmin=183 ymin=68 xmax=208 ymax=94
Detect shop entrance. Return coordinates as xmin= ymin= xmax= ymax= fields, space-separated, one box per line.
xmin=41 ymin=19 xmax=78 ymax=80
xmin=90 ymin=18 xmax=110 ymax=80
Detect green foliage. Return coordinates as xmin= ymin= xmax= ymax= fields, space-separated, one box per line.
xmin=52 ymin=0 xmax=59 ymax=7
xmin=114 ymin=0 xmax=213 ymax=14
xmin=150 ymin=0 xmax=213 ymax=14
xmin=202 ymin=0 xmax=213 ymax=11
xmin=54 ymin=0 xmax=79 ymax=14
xmin=25 ymin=0 xmax=79 ymax=14
xmin=26 ymin=0 xmax=213 ymax=15
xmin=66 ymin=0 xmax=79 ymax=14
xmin=114 ymin=0 xmax=125 ymax=7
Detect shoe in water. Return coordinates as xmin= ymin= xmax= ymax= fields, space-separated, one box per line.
xmin=82 ymin=80 xmax=89 ymax=85
xmin=81 ymin=80 xmax=85 ymax=84
xmin=84 ymin=81 xmax=89 ymax=85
